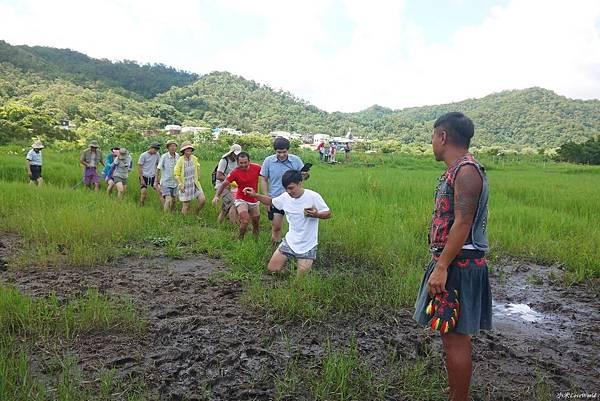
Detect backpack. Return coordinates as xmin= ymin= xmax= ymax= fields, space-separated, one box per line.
xmin=211 ymin=157 xmax=229 ymax=186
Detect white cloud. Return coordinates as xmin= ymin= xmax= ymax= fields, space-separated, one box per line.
xmin=1 ymin=0 xmax=599 ymax=111
xmin=0 ymin=0 xmax=209 ymax=66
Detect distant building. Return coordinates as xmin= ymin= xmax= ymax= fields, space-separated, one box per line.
xmin=270 ymin=130 xmax=292 ymax=139
xmin=212 ymin=127 xmax=244 ymax=139
xmin=313 ymin=134 xmax=331 ymax=145
xmin=301 ymin=132 xmax=314 ymax=143
xmin=164 ymin=124 xmax=182 ymax=135
xmin=181 ymin=126 xmax=210 ymax=134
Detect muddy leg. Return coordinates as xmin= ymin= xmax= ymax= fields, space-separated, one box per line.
xmin=228 ymin=205 xmax=239 ymax=225
xmin=268 ymin=249 xmax=288 ymax=274
xmin=441 ymin=332 xmax=472 ymax=401
xmin=237 ymin=204 xmax=250 ymax=240
xmin=296 ymin=258 xmax=314 ymax=278
xmin=249 ymin=205 xmax=260 ymax=238
xmin=140 ymin=185 xmax=148 ymax=205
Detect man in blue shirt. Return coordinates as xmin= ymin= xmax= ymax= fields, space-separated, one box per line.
xmin=260 ymin=137 xmax=305 ymax=246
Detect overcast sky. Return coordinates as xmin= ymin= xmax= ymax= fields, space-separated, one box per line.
xmin=1 ymin=0 xmax=599 ymax=112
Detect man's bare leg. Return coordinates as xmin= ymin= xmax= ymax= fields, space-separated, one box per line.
xmin=296 ymin=258 xmax=314 ymax=278
xmin=267 ymin=249 xmax=288 ymax=274
xmin=107 ymin=180 xmax=115 ymax=195
xmin=237 ymin=204 xmax=250 ymax=240
xmin=155 ymin=186 xmax=165 ymax=207
xmin=271 ymin=213 xmax=284 ymax=244
xmin=228 ymin=205 xmax=239 ymax=224
xmin=163 ymin=196 xmax=173 ymax=212
xmin=249 ymin=205 xmax=260 ymax=238
xmin=116 ymin=182 xmax=125 ymax=200
xmin=140 ymin=186 xmax=148 ymax=205
xmin=441 ymin=332 xmax=472 ymax=401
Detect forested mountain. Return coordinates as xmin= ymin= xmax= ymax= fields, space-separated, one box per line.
xmin=0 ymin=40 xmax=598 ymax=148
xmin=371 ymin=88 xmax=600 ymax=147
xmin=0 ymin=41 xmax=198 ymax=98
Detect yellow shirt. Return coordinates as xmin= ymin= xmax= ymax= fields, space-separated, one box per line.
xmin=174 ymin=154 xmax=202 ymax=189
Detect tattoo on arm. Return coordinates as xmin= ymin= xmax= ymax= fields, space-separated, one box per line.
xmin=454 ymin=165 xmax=482 ymax=222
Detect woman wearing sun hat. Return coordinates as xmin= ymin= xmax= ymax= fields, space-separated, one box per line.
xmin=174 ymin=141 xmax=205 ymax=215
xmin=80 ymin=139 xmax=104 ymax=192
xmin=111 ymin=148 xmax=133 ymax=200
xmin=26 ymin=140 xmax=44 ymax=186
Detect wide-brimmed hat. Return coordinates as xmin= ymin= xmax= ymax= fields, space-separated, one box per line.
xmin=149 ymin=142 xmax=161 ymax=149
xmin=165 ymin=140 xmax=178 ymax=147
xmin=89 ymin=140 xmax=100 ymax=148
xmin=222 ymin=143 xmax=242 ymax=159
xmin=118 ymin=148 xmax=129 ymax=159
xmin=32 ymin=140 xmax=44 ymax=149
xmin=179 ymin=141 xmax=194 ymax=154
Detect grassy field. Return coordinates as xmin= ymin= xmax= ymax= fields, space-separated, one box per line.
xmin=0 ymin=146 xmax=599 ymax=399
xmin=1 ymin=147 xmax=599 ymax=313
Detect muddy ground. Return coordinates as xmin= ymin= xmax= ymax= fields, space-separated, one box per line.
xmin=1 ymin=235 xmax=598 ymax=401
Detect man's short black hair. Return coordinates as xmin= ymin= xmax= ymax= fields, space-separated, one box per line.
xmin=237 ymin=151 xmax=250 ymax=160
xmin=282 ymin=170 xmax=303 ymax=188
xmin=111 ymin=147 xmax=120 ymax=151
xmin=433 ymin=112 xmax=474 ymax=149
xmin=273 ymin=137 xmax=290 ymax=150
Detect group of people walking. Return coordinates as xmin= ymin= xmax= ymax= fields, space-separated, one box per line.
xmin=26 ymin=135 xmax=332 ymax=277
xmin=316 ymin=140 xmax=351 ymax=163
xmin=25 ymin=112 xmax=491 ymax=401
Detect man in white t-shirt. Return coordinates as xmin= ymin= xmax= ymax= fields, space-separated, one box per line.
xmin=244 ymin=169 xmax=331 ymax=277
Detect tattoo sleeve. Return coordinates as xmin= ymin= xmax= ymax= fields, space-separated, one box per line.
xmin=454 ymin=165 xmax=482 ymax=223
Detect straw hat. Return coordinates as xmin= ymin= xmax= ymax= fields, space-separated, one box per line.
xmin=165 ymin=140 xmax=178 ymax=147
xmin=179 ymin=141 xmax=194 ymax=155
xmin=88 ymin=139 xmax=100 ymax=148
xmin=32 ymin=140 xmax=44 ymax=149
xmin=118 ymin=148 xmax=129 ymax=160
xmin=222 ymin=143 xmax=242 ymax=159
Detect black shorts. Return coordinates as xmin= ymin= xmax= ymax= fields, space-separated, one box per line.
xmin=140 ymin=176 xmax=155 ymax=189
xmin=267 ymin=205 xmax=285 ymax=221
xmin=30 ymin=165 xmax=42 ymax=181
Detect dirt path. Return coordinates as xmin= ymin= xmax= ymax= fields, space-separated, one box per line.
xmin=1 ymin=236 xmax=598 ymax=400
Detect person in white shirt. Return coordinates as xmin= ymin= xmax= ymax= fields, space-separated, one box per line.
xmin=244 ymin=169 xmax=331 ymax=277
xmin=26 ymin=140 xmax=44 ymax=186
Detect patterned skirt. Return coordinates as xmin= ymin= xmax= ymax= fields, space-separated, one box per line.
xmin=413 ymin=249 xmax=493 ymax=335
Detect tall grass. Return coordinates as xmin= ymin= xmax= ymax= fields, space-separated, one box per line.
xmin=0 ymin=286 xmax=145 ymax=339
xmin=1 ymin=147 xmax=599 ymax=321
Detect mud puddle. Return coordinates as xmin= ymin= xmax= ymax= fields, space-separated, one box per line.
xmin=479 ymin=259 xmax=600 ymax=398
xmin=1 ymin=233 xmax=599 ymax=400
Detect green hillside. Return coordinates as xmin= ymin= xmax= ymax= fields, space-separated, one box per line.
xmin=0 ymin=40 xmax=198 ymax=98
xmin=0 ymin=40 xmax=598 ymax=148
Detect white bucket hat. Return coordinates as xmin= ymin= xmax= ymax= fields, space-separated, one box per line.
xmin=222 ymin=143 xmax=242 ymax=159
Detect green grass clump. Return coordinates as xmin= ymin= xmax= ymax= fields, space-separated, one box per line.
xmin=274 ymin=341 xmax=447 ymax=401
xmin=0 ymin=286 xmax=145 ymax=339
